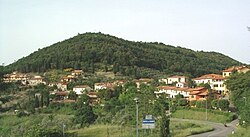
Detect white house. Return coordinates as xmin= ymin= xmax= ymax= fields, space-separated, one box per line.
xmin=73 ymin=85 xmax=91 ymax=95
xmin=154 ymin=86 xmax=190 ymax=99
xmin=176 ymin=82 xmax=187 ymax=88
xmin=94 ymin=83 xmax=113 ymax=91
xmin=193 ymin=74 xmax=225 ymax=94
xmin=160 ymin=76 xmax=187 ymax=85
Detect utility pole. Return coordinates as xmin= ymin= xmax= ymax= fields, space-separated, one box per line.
xmin=134 ymin=97 xmax=139 ymax=137
xmin=62 ymin=123 xmax=66 ymax=137
xmin=206 ymin=99 xmax=208 ymax=121
xmin=243 ymin=97 xmax=247 ymax=105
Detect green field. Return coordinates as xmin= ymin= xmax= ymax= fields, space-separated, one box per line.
xmin=172 ymin=109 xmax=234 ymax=123
xmin=67 ymin=119 xmax=213 ymax=137
xmin=229 ymin=126 xmax=250 ymax=137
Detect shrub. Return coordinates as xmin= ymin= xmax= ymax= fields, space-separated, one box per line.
xmin=178 ymin=99 xmax=188 ymax=106
xmin=217 ymin=99 xmax=229 ymax=111
xmin=190 ymin=100 xmax=196 ymax=106
xmin=196 ymin=100 xmax=206 ymax=108
xmin=211 ymin=100 xmax=218 ymax=109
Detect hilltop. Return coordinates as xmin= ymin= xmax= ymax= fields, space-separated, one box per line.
xmin=7 ymin=32 xmax=240 ymax=77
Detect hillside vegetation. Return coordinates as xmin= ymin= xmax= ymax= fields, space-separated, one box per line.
xmin=7 ymin=32 xmax=240 ymax=77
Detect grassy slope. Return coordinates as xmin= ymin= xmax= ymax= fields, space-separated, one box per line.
xmin=172 ymin=109 xmax=234 ymax=123
xmin=229 ymin=126 xmax=250 ymax=137
xmin=67 ymin=120 xmax=213 ymax=137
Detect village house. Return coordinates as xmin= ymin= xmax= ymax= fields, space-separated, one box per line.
xmin=176 ymin=82 xmax=188 ymax=88
xmin=53 ymin=91 xmax=68 ymax=101
xmin=56 ymin=82 xmax=68 ymax=91
xmin=154 ymin=86 xmax=219 ymax=101
xmin=28 ymin=75 xmax=46 ymax=86
xmin=94 ymin=82 xmax=114 ymax=91
xmin=87 ymin=92 xmax=100 ymax=105
xmin=113 ymin=80 xmax=126 ymax=87
xmin=155 ymin=86 xmax=191 ymax=99
xmin=3 ymin=71 xmax=28 ymax=85
xmin=188 ymin=87 xmax=209 ymax=101
xmin=73 ymin=85 xmax=92 ymax=95
xmin=160 ymin=76 xmax=188 ymax=85
xmin=193 ymin=74 xmax=226 ymax=94
xmin=222 ymin=66 xmax=250 ymax=77
xmin=61 ymin=75 xmax=76 ymax=82
xmin=71 ymin=70 xmax=83 ymax=76
xmin=134 ymin=78 xmax=153 ymax=88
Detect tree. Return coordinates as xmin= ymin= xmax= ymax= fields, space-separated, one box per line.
xmin=160 ymin=112 xmax=170 ymax=137
xmin=217 ymin=99 xmax=229 ymax=111
xmin=68 ymin=91 xmax=78 ymax=100
xmin=225 ymin=71 xmax=250 ymax=125
xmin=34 ymin=95 xmax=40 ymax=108
xmin=73 ymin=94 xmax=97 ymax=127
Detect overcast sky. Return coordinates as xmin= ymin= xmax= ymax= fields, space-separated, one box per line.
xmin=1 ymin=0 xmax=250 ymax=65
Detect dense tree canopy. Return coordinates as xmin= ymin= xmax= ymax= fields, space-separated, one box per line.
xmin=7 ymin=32 xmax=240 ymax=78
xmin=225 ymin=71 xmax=250 ymax=125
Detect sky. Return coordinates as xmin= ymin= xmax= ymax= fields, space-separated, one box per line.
xmin=0 ymin=0 xmax=250 ymax=65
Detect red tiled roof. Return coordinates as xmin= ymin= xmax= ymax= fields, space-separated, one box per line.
xmin=74 ymin=85 xmax=90 ymax=88
xmin=135 ymin=78 xmax=153 ymax=83
xmin=189 ymin=91 xmax=202 ymax=95
xmin=55 ymin=92 xmax=68 ymax=96
xmin=168 ymin=75 xmax=187 ymax=79
xmin=193 ymin=74 xmax=224 ymax=80
xmin=223 ymin=66 xmax=249 ymax=72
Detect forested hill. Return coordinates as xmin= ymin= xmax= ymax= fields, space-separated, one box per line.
xmin=7 ymin=32 xmax=240 ymax=78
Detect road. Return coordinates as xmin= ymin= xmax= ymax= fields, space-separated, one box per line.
xmin=171 ymin=118 xmax=238 ymax=137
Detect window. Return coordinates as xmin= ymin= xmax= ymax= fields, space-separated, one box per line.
xmin=214 ymin=84 xmax=218 ymax=87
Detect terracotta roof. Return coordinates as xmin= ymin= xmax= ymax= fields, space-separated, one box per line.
xmin=63 ymin=99 xmax=76 ymax=103
xmin=55 ymin=92 xmax=68 ymax=96
xmin=88 ymin=92 xmax=98 ymax=98
xmin=189 ymin=91 xmax=202 ymax=95
xmin=198 ymin=92 xmax=208 ymax=96
xmin=74 ymin=85 xmax=90 ymax=88
xmin=168 ymin=75 xmax=187 ymax=79
xmin=193 ymin=74 xmax=224 ymax=80
xmin=158 ymin=86 xmax=176 ymax=90
xmin=135 ymin=78 xmax=153 ymax=83
xmin=223 ymin=66 xmax=249 ymax=72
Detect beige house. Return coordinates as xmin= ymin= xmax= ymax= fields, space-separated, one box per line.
xmin=71 ymin=70 xmax=83 ymax=76
xmin=28 ymin=75 xmax=46 ymax=86
xmin=57 ymin=82 xmax=68 ymax=91
xmin=222 ymin=66 xmax=250 ymax=77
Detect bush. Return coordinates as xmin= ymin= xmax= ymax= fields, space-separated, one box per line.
xmin=178 ymin=99 xmax=188 ymax=106
xmin=211 ymin=100 xmax=218 ymax=109
xmin=190 ymin=100 xmax=196 ymax=106
xmin=16 ymin=111 xmax=30 ymax=117
xmin=196 ymin=100 xmax=206 ymax=108
xmin=217 ymin=99 xmax=229 ymax=111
